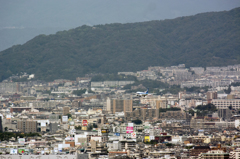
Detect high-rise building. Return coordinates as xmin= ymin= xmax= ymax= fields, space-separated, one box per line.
xmin=156 ymin=100 xmax=167 ymax=109
xmin=106 ymin=98 xmax=132 ymax=114
xmin=218 ymin=109 xmax=232 ymax=120
xmin=49 ymin=123 xmax=58 ymax=133
xmin=0 ymin=116 xmax=2 ymax=132
xmin=207 ymin=91 xmax=217 ymax=101
xmin=63 ymin=106 xmax=70 ymax=115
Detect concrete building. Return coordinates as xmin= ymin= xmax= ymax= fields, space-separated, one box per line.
xmin=63 ymin=106 xmax=70 ymax=115
xmin=86 ymin=140 xmax=108 ymax=153
xmin=156 ymin=100 xmax=168 ymax=109
xmin=211 ymin=99 xmax=240 ymax=109
xmin=49 ymin=123 xmax=58 ymax=133
xmin=218 ymin=108 xmax=232 ymax=120
xmin=159 ymin=110 xmax=191 ymax=120
xmin=72 ymin=100 xmax=82 ymax=108
xmin=230 ymin=148 xmax=240 ymax=159
xmin=125 ymin=108 xmax=159 ymax=121
xmin=207 ymin=91 xmax=217 ymax=100
xmin=106 ymin=98 xmax=132 ymax=114
xmin=17 ymin=120 xmax=37 ymax=133
xmin=198 ymin=150 xmax=229 ymax=159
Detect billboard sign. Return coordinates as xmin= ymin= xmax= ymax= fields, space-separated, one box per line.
xmin=65 ymin=137 xmax=74 ymax=141
xmin=126 ymin=133 xmax=131 ymax=138
xmin=58 ymin=144 xmax=63 ymax=152
xmin=18 ymin=149 xmax=25 ymax=154
xmin=6 ymin=114 xmax=11 ymax=119
xmin=18 ymin=138 xmax=25 ymax=145
xmin=62 ymin=116 xmax=68 ymax=122
xmin=82 ymin=120 xmax=88 ymax=126
xmin=101 ymin=129 xmax=109 ymax=133
xmin=126 ymin=126 xmax=133 ymax=133
xmin=10 ymin=149 xmax=18 ymax=154
xmin=150 ymin=136 xmax=155 ymax=140
xmin=41 ymin=122 xmax=46 ymax=127
xmin=131 ymin=132 xmax=136 ymax=138
xmin=69 ymin=121 xmax=74 ymax=126
xmin=128 ymin=123 xmax=134 ymax=127
xmin=115 ymin=133 xmax=120 ymax=136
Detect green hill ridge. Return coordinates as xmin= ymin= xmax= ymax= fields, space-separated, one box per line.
xmin=0 ymin=7 xmax=239 ymax=81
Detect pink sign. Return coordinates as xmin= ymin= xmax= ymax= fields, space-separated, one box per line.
xmin=126 ymin=126 xmax=133 ymax=133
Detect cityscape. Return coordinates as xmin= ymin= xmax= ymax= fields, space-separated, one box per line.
xmin=0 ymin=64 xmax=240 ymax=158
xmin=1 ymin=1 xmax=240 ymax=159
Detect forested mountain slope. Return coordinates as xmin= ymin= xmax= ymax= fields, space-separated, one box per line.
xmin=0 ymin=7 xmax=239 ymax=81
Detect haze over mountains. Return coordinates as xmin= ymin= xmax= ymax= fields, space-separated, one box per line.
xmin=1 ymin=0 xmax=240 ymax=51
xmin=0 ymin=7 xmax=239 ymax=82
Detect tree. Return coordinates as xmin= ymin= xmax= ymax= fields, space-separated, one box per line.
xmin=67 ymin=113 xmax=72 ymax=118
xmin=75 ymin=126 xmax=81 ymax=130
xmin=132 ymin=119 xmax=142 ymax=125
xmin=188 ymin=109 xmax=195 ymax=116
xmin=93 ymin=123 xmax=98 ymax=128
xmin=194 ymin=103 xmax=218 ymax=116
xmin=72 ymin=89 xmax=87 ymax=96
xmin=87 ymin=125 xmax=93 ymax=131
xmin=224 ymin=85 xmax=231 ymax=94
xmin=4 ymin=127 xmax=8 ymax=132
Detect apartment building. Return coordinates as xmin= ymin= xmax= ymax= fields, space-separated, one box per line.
xmin=159 ymin=111 xmax=191 ymax=120
xmin=156 ymin=100 xmax=168 ymax=109
xmin=211 ymin=99 xmax=240 ymax=109
xmin=207 ymin=91 xmax=218 ymax=100
xmin=17 ymin=120 xmax=37 ymax=133
xmin=63 ymin=106 xmax=70 ymax=115
xmin=106 ymin=98 xmax=132 ymax=114
xmin=125 ymin=108 xmax=159 ymax=121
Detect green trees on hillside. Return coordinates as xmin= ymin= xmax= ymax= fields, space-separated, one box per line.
xmin=0 ymin=8 xmax=239 ymax=81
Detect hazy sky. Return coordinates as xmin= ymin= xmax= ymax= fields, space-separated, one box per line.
xmin=0 ymin=0 xmax=239 ymax=51
xmin=1 ymin=0 xmax=240 ymax=29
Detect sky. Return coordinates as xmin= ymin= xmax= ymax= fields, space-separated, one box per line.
xmin=1 ymin=0 xmax=240 ymax=28
xmin=0 ymin=0 xmax=240 ymax=51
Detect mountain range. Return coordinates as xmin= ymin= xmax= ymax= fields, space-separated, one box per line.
xmin=0 ymin=7 xmax=239 ymax=81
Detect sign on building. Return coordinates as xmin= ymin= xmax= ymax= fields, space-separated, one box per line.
xmin=101 ymin=129 xmax=109 ymax=133
xmin=10 ymin=149 xmax=18 ymax=154
xmin=18 ymin=149 xmax=25 ymax=154
xmin=115 ymin=133 xmax=120 ymax=136
xmin=126 ymin=133 xmax=131 ymax=138
xmin=131 ymin=132 xmax=136 ymax=138
xmin=126 ymin=126 xmax=133 ymax=133
xmin=150 ymin=136 xmax=155 ymax=140
xmin=82 ymin=120 xmax=88 ymax=126
xmin=128 ymin=123 xmax=134 ymax=127
xmin=62 ymin=116 xmax=68 ymax=122
xmin=18 ymin=138 xmax=25 ymax=145
xmin=6 ymin=114 xmax=11 ymax=119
